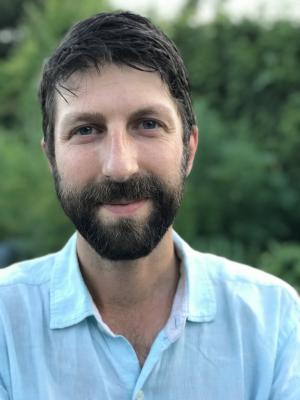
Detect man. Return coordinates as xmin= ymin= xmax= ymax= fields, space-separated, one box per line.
xmin=0 ymin=11 xmax=299 ymax=400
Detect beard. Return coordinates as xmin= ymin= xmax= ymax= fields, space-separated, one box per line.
xmin=52 ymin=161 xmax=187 ymax=261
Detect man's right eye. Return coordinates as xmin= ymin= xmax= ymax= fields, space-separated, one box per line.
xmin=74 ymin=126 xmax=96 ymax=136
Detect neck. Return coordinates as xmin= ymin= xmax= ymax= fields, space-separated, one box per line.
xmin=76 ymin=228 xmax=179 ymax=311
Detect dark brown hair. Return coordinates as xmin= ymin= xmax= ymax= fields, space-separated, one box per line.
xmin=38 ymin=11 xmax=196 ymax=161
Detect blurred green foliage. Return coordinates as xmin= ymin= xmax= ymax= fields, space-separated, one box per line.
xmin=173 ymin=9 xmax=300 ymax=291
xmin=0 ymin=0 xmax=299 ymax=291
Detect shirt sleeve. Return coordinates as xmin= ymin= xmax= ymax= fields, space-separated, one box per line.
xmin=270 ymin=297 xmax=300 ymax=400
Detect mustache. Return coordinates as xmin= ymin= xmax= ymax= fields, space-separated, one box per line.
xmin=59 ymin=174 xmax=164 ymax=206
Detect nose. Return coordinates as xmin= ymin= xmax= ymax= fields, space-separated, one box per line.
xmin=101 ymin=128 xmax=139 ymax=181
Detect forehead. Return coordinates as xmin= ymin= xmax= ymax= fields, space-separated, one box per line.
xmin=54 ymin=64 xmax=181 ymax=124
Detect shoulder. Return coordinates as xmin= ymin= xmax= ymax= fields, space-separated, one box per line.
xmin=0 ymin=234 xmax=77 ymax=290
xmin=174 ymin=230 xmax=299 ymax=307
xmin=174 ymin=230 xmax=300 ymax=339
xmin=195 ymin=250 xmax=300 ymax=336
xmin=0 ymin=253 xmax=58 ymax=314
xmin=199 ymin=250 xmax=299 ymax=301
xmin=200 ymin=250 xmax=296 ymax=289
xmin=0 ymin=252 xmax=56 ymax=289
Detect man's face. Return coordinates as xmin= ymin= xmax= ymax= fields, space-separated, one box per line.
xmin=50 ymin=64 xmax=197 ymax=260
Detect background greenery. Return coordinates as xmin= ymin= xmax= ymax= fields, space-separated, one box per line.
xmin=0 ymin=0 xmax=299 ymax=292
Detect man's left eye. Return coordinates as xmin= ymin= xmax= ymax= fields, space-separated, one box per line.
xmin=140 ymin=120 xmax=159 ymax=129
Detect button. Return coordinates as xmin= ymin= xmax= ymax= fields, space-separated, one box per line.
xmin=135 ymin=390 xmax=144 ymax=400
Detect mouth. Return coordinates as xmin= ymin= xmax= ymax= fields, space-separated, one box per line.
xmin=101 ymin=199 xmax=148 ymax=215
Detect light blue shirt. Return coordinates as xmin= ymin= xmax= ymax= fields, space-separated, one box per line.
xmin=0 ymin=231 xmax=299 ymax=400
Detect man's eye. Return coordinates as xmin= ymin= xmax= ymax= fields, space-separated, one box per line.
xmin=75 ymin=126 xmax=96 ymax=136
xmin=140 ymin=119 xmax=159 ymax=129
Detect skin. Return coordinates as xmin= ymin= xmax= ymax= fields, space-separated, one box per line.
xmin=43 ymin=64 xmax=198 ymax=365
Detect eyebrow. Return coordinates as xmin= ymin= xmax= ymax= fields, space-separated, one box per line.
xmin=60 ymin=111 xmax=105 ymax=127
xmin=130 ymin=105 xmax=174 ymax=121
xmin=60 ymin=104 xmax=175 ymax=127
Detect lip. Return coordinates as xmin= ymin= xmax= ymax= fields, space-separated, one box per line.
xmin=101 ymin=199 xmax=147 ymax=215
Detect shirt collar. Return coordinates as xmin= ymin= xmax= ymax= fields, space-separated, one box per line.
xmin=50 ymin=231 xmax=217 ymax=329
xmin=50 ymin=234 xmax=95 ymax=329
xmin=173 ymin=231 xmax=217 ymax=323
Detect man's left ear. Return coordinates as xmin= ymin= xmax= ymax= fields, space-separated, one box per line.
xmin=186 ymin=125 xmax=198 ymax=176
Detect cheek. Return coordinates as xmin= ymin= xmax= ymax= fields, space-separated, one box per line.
xmin=141 ymin=140 xmax=184 ymax=178
xmin=55 ymin=146 xmax=101 ymax=184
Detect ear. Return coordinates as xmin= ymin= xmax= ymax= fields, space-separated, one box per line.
xmin=186 ymin=125 xmax=198 ymax=176
xmin=41 ymin=138 xmax=53 ymax=172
